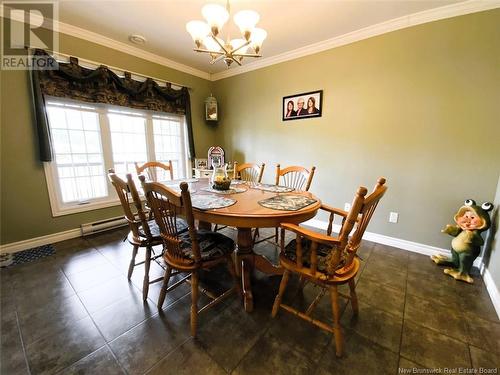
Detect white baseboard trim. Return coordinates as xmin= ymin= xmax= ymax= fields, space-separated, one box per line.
xmin=0 ymin=228 xmax=81 ymax=254
xmin=483 ymin=268 xmax=500 ymax=320
xmin=304 ymin=218 xmax=499 ymax=319
xmin=304 ymin=218 xmax=451 ymax=256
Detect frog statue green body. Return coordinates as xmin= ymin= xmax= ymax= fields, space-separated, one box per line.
xmin=431 ymin=199 xmax=493 ymax=284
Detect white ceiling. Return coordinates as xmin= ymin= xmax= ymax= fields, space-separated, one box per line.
xmin=57 ymin=0 xmax=466 ymax=74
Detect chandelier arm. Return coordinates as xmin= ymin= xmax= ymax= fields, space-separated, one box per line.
xmin=231 ymin=40 xmax=251 ymax=55
xmin=212 ymin=54 xmax=227 ymax=63
xmin=212 ymin=35 xmax=230 ymax=55
xmin=232 ymin=53 xmax=262 ymax=58
xmin=193 ymin=48 xmax=225 ymax=55
xmin=232 ymin=56 xmax=242 ymax=66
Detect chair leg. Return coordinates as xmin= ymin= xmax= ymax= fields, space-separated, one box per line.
xmin=252 ymin=228 xmax=260 ymax=244
xmin=157 ymin=265 xmax=172 ymax=310
xmin=128 ymin=244 xmax=139 ymax=280
xmin=272 ymin=270 xmax=290 ymax=317
xmin=225 ymin=254 xmax=242 ymax=298
xmin=142 ymin=246 xmax=152 ymax=302
xmin=348 ymin=279 xmax=359 ymax=316
xmin=275 ymin=227 xmax=279 ymax=243
xmin=190 ymin=271 xmax=199 ymax=337
xmin=330 ymin=286 xmax=344 ymax=357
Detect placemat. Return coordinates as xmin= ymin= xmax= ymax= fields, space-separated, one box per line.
xmin=250 ymin=183 xmax=294 ymax=193
xmin=201 ymin=187 xmax=247 ymax=194
xmin=191 ymin=194 xmax=236 ymax=210
xmin=258 ymin=194 xmax=317 ymax=211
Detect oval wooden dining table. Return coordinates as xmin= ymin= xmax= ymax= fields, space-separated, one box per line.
xmin=181 ymin=178 xmax=321 ymax=312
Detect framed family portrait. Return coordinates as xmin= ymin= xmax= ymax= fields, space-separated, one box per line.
xmin=282 ymin=90 xmax=323 ymax=121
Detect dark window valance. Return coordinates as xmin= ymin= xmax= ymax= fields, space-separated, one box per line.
xmin=30 ymin=49 xmax=195 ymax=161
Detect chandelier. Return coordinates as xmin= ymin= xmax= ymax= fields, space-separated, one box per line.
xmin=186 ymin=1 xmax=267 ymax=68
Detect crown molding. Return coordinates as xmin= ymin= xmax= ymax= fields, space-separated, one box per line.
xmin=210 ymin=0 xmax=500 ymax=81
xmin=56 ymin=22 xmax=209 ymax=81
xmin=3 ymin=6 xmax=211 ymax=80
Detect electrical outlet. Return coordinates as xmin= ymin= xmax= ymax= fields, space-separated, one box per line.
xmin=344 ymin=203 xmax=351 ymax=211
xmin=389 ymin=212 xmax=399 ymax=223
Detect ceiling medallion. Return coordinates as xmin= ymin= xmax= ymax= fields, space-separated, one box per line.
xmin=186 ymin=0 xmax=267 ymax=68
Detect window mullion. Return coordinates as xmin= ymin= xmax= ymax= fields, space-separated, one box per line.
xmin=99 ymin=108 xmax=115 ymax=198
xmin=146 ymin=115 xmax=156 ymax=162
xmin=181 ymin=117 xmax=190 ymax=178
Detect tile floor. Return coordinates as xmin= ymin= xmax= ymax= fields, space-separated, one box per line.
xmin=1 ymin=227 xmax=499 ymax=375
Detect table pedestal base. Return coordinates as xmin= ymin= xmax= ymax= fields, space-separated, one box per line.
xmin=235 ymin=228 xmax=283 ymax=312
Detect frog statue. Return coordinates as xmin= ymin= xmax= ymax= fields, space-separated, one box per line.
xmin=431 ymin=199 xmax=493 ymax=284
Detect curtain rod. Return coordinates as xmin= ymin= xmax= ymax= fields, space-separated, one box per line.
xmin=26 ymin=47 xmax=191 ymax=90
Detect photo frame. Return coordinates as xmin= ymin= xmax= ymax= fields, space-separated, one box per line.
xmin=195 ymin=158 xmax=208 ymax=169
xmin=282 ymin=90 xmax=323 ymax=121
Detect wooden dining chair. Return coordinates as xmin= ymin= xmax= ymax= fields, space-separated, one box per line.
xmin=108 ymin=169 xmax=171 ymax=301
xmin=254 ymin=164 xmax=316 ymax=245
xmin=135 ymin=161 xmax=174 ymax=182
xmin=233 ymin=162 xmax=265 ymax=183
xmin=275 ymin=164 xmax=316 ymax=191
xmin=140 ymin=176 xmax=241 ymax=337
xmin=271 ymin=177 xmax=387 ymax=357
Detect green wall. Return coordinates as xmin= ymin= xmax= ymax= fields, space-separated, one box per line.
xmin=0 ymin=31 xmax=215 ymax=244
xmin=212 ymin=9 xmax=500 ymax=249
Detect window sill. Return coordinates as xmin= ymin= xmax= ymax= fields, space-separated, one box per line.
xmin=50 ymin=198 xmax=121 ymax=217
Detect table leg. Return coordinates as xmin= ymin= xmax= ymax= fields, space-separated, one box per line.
xmin=235 ymin=228 xmax=254 ymax=312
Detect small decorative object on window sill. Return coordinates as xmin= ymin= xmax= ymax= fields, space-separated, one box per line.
xmin=431 ymin=199 xmax=493 ymax=284
xmin=205 ymin=94 xmax=218 ymax=121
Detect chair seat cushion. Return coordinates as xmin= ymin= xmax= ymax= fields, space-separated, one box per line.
xmin=139 ymin=218 xmax=188 ymax=239
xmin=284 ymin=238 xmax=347 ymax=274
xmin=179 ymin=229 xmax=234 ymax=261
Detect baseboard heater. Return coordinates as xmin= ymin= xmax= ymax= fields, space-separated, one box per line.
xmin=80 ymin=216 xmax=128 ymax=236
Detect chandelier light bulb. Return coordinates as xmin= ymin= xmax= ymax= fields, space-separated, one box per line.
xmin=186 ymin=21 xmax=210 ymax=46
xmin=202 ymin=4 xmax=229 ymax=36
xmin=233 ymin=10 xmax=260 ymax=40
xmin=250 ymin=27 xmax=267 ymax=53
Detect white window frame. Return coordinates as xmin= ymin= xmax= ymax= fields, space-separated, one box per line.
xmin=43 ymin=98 xmax=191 ymax=217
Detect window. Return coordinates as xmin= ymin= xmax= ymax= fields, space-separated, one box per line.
xmin=44 ymin=98 xmax=190 ymax=216
xmin=108 ymin=111 xmax=148 ymax=174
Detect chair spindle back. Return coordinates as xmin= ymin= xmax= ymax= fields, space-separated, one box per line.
xmin=135 ymin=161 xmax=174 ymax=182
xmin=233 ymin=162 xmax=265 ymax=183
xmin=140 ymin=176 xmax=200 ymax=267
xmin=108 ymin=169 xmax=141 ymax=239
xmin=276 ymin=164 xmax=316 ymax=191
